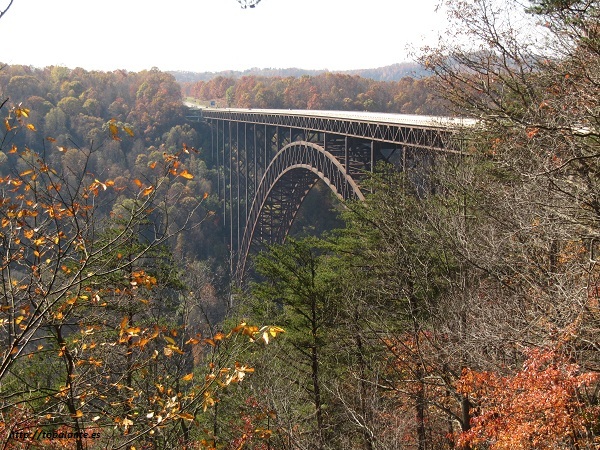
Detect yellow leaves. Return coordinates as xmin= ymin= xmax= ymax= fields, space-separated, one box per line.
xmin=178 ymin=169 xmax=194 ymax=180
xmin=163 ymin=336 xmax=184 ymax=356
xmin=108 ymin=120 xmax=120 ymax=141
xmin=123 ymin=126 xmax=134 ymax=137
xmin=70 ymin=410 xmax=84 ymax=419
xmin=121 ymin=417 xmax=134 ymax=432
xmin=202 ymin=391 xmax=216 ymax=412
xmin=177 ymin=412 xmax=195 ymax=421
xmin=14 ymin=107 xmax=29 ymax=118
xmin=230 ymin=323 xmax=285 ymax=344
xmin=107 ymin=119 xmax=135 ymax=141
xmin=26 ymin=123 xmax=36 ymax=131
xmin=259 ymin=325 xmax=285 ymax=344
xmin=181 ymin=373 xmax=194 ymax=382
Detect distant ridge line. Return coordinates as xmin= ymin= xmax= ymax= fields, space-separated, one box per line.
xmin=169 ymin=62 xmax=430 ymax=83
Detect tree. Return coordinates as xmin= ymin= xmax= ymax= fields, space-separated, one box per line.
xmin=419 ymin=0 xmax=600 ymax=444
xmin=0 ymin=103 xmax=282 ymax=449
xmin=456 ymin=346 xmax=600 ymax=449
xmin=249 ymin=238 xmax=335 ymax=450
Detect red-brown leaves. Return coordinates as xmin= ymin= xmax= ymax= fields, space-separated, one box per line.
xmin=456 ymin=347 xmax=600 ymax=449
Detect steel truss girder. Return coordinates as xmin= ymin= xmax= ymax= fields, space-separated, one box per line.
xmin=236 ymin=141 xmax=364 ymax=282
xmin=201 ymin=110 xmax=458 ymax=152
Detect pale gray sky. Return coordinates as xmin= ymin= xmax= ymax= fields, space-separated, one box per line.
xmin=0 ymin=0 xmax=447 ymax=73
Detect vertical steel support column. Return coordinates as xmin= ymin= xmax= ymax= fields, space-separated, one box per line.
xmin=210 ymin=119 xmax=214 ymax=164
xmin=370 ymin=140 xmax=375 ymax=172
xmin=236 ymin=122 xmax=240 ymax=260
xmin=244 ymin=122 xmax=248 ymax=243
xmin=216 ymin=119 xmax=220 ymax=199
xmin=344 ymin=136 xmax=349 ymax=174
xmin=221 ymin=120 xmax=227 ymax=221
xmin=264 ymin=124 xmax=267 ymax=176
xmin=229 ymin=121 xmax=233 ymax=275
xmin=254 ymin=124 xmax=258 ymax=201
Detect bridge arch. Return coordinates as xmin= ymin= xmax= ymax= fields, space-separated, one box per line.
xmin=236 ymin=140 xmax=364 ymax=281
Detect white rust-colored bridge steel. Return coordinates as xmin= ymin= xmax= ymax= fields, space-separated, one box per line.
xmin=190 ymin=106 xmax=474 ymax=284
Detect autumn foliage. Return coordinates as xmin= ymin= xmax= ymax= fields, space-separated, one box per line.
xmin=0 ymin=93 xmax=282 ymax=449
xmin=456 ymin=347 xmax=600 ymax=449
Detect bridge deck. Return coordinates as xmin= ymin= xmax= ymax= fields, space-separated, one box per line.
xmin=188 ymin=105 xmax=476 ymax=152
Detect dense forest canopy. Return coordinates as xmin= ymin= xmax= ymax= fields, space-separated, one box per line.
xmin=182 ymin=72 xmax=449 ymax=114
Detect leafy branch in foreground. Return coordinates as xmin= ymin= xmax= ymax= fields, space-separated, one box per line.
xmin=0 ymin=103 xmax=283 ymax=449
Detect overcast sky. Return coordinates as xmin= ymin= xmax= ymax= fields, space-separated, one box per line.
xmin=0 ymin=0 xmax=448 ymax=73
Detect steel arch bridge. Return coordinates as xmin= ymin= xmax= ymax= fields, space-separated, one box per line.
xmin=189 ymin=106 xmax=473 ymax=284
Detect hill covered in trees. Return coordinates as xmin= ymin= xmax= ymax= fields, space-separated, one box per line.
xmin=182 ymin=71 xmax=448 ymax=114
xmin=169 ymin=62 xmax=428 ymax=83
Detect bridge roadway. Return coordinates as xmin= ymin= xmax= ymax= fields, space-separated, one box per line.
xmin=188 ymin=105 xmax=477 ymax=152
xmin=187 ymin=105 xmax=475 ymax=284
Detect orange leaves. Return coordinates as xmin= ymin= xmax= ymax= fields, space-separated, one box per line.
xmin=141 ymin=186 xmax=154 ymax=196
xmin=88 ymin=178 xmax=115 ymax=196
xmin=526 ymin=127 xmax=540 ymax=139
xmin=130 ymin=270 xmax=157 ymax=289
xmin=456 ymin=347 xmax=600 ymax=449
xmin=132 ymin=178 xmax=156 ymax=197
xmin=179 ymin=169 xmax=194 ymax=180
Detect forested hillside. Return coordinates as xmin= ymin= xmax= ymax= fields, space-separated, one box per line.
xmin=183 ymin=72 xmax=448 ymax=114
xmin=0 ymin=65 xmax=226 ymax=261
